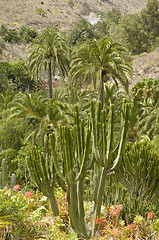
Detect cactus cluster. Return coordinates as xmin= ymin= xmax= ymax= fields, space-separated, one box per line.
xmin=27 ymin=99 xmax=130 ymax=239
xmin=117 ymin=141 xmax=159 ymax=203
xmin=0 ymin=159 xmax=16 ymax=189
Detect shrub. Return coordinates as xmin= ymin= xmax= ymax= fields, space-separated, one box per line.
xmin=4 ymin=29 xmax=21 ymax=43
xmin=68 ymin=0 xmax=75 ymax=8
xmin=35 ymin=8 xmax=46 ymax=17
xmin=19 ymin=26 xmax=38 ymax=43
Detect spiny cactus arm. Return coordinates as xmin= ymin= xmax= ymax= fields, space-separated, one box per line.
xmin=106 ymin=104 xmax=114 ymax=165
xmin=97 ymin=101 xmax=102 ymax=141
xmin=48 ymin=190 xmax=59 ymax=216
xmin=76 ymin=128 xmax=91 ymax=181
xmin=0 ymin=172 xmax=2 ymax=189
xmin=62 ymin=127 xmax=75 ymax=184
xmin=94 ymin=167 xmax=107 ymax=219
xmin=27 ymin=149 xmax=59 ymax=216
xmin=33 ymin=148 xmax=52 ymax=188
xmin=2 ymin=159 xmax=8 ymax=188
xmin=10 ymin=173 xmax=16 ymax=189
xmin=111 ymin=101 xmax=129 ymax=170
xmin=90 ymin=101 xmax=97 ymax=148
xmin=75 ymin=120 xmax=86 ymax=161
xmin=49 ymin=133 xmax=66 ymax=182
xmin=77 ymin=179 xmax=89 ymax=238
xmin=69 ymin=182 xmax=80 ymax=233
xmin=27 ymin=153 xmax=47 ymax=196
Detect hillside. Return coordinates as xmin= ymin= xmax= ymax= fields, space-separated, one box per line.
xmin=0 ymin=0 xmax=148 ymax=32
xmin=1 ymin=0 xmax=159 ymax=87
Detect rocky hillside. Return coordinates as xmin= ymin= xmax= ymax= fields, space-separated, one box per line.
xmin=131 ymin=47 xmax=159 ymax=87
xmin=0 ymin=0 xmax=148 ymax=32
xmin=1 ymin=0 xmax=159 ymax=87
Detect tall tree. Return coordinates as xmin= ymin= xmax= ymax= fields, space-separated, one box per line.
xmin=27 ymin=28 xmax=70 ymax=99
xmin=140 ymin=0 xmax=159 ymax=44
xmin=70 ymin=37 xmax=132 ymax=108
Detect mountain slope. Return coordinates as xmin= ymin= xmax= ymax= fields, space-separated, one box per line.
xmin=0 ymin=0 xmax=148 ymax=31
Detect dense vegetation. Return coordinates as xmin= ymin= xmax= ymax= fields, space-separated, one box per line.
xmin=0 ymin=0 xmax=159 ymax=239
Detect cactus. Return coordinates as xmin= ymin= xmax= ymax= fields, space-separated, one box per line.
xmin=50 ymin=100 xmax=129 ymax=238
xmin=10 ymin=173 xmax=16 ymax=190
xmin=89 ymin=99 xmax=129 ymax=233
xmin=0 ymin=172 xmax=2 ymax=189
xmin=28 ymin=99 xmax=130 ymax=239
xmin=116 ymin=141 xmax=159 ymax=203
xmin=27 ymin=148 xmax=60 ymax=216
xmin=2 ymin=159 xmax=8 ymax=189
xmin=0 ymin=159 xmax=16 ymax=189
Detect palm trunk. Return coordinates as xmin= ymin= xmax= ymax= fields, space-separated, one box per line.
xmin=48 ymin=60 xmax=52 ymax=99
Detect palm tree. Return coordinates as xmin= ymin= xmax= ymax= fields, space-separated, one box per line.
xmin=7 ymin=90 xmax=49 ymax=145
xmin=70 ymin=37 xmax=133 ymax=108
xmin=27 ymin=28 xmax=70 ymax=99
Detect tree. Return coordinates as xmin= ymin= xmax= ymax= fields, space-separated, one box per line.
xmin=140 ymin=0 xmax=159 ymax=45
xmin=0 ymin=61 xmax=35 ymax=92
xmin=118 ymin=14 xmax=150 ymax=54
xmin=27 ymin=28 xmax=70 ymax=99
xmin=70 ymin=37 xmax=132 ymax=108
xmin=67 ymin=18 xmax=97 ymax=46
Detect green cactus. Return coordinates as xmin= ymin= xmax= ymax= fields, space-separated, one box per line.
xmin=27 ymin=148 xmax=60 ymax=216
xmin=28 ymin=100 xmax=129 ymax=239
xmin=0 ymin=159 xmax=16 ymax=189
xmin=0 ymin=172 xmax=2 ymax=189
xmin=10 ymin=173 xmax=16 ymax=189
xmin=116 ymin=141 xmax=159 ymax=203
xmin=2 ymin=159 xmax=8 ymax=189
xmin=89 ymin=99 xmax=129 ymax=232
xmin=50 ymin=100 xmax=129 ymax=238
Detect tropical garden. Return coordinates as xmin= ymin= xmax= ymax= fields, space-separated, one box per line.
xmin=0 ymin=0 xmax=159 ymax=239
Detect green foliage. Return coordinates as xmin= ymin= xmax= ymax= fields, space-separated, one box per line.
xmin=27 ymin=99 xmax=130 ymax=239
xmin=138 ymin=102 xmax=159 ymax=139
xmin=19 ymin=26 xmax=38 ymax=43
xmin=94 ymin=19 xmax=110 ymax=37
xmin=117 ymin=141 xmax=159 ymax=203
xmin=0 ymin=24 xmax=38 ymax=43
xmin=27 ymin=27 xmax=70 ymax=99
xmin=106 ymin=7 xmax=121 ymax=24
xmin=1 ymin=159 xmax=8 ymax=189
xmin=68 ymin=0 xmax=75 ymax=8
xmin=0 ymin=189 xmax=48 ymax=239
xmin=0 ymin=159 xmax=16 ymax=189
xmin=0 ymin=60 xmax=35 ymax=92
xmin=140 ymin=0 xmax=159 ymax=45
xmin=117 ymin=14 xmax=150 ymax=54
xmin=132 ymin=78 xmax=159 ymax=105
xmin=0 ymin=23 xmax=8 ymax=36
xmin=35 ymin=7 xmax=46 ymax=17
xmin=131 ymin=78 xmax=159 ymax=139
xmin=4 ymin=29 xmax=21 ymax=43
xmin=108 ymin=0 xmax=159 ymax=54
xmin=70 ymin=37 xmax=132 ymax=107
xmin=67 ymin=18 xmax=97 ymax=46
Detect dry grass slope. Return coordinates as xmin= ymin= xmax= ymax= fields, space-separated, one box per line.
xmin=0 ymin=0 xmax=149 ymax=32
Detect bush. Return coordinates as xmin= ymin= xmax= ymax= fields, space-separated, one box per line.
xmin=68 ymin=0 xmax=75 ymax=8
xmin=35 ymin=8 xmax=46 ymax=17
xmin=19 ymin=26 xmax=38 ymax=43
xmin=4 ymin=29 xmax=21 ymax=43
